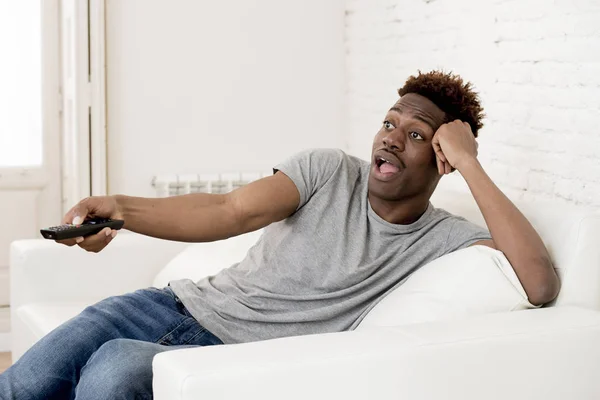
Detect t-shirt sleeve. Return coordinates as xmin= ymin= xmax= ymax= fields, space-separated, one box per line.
xmin=444 ymin=217 xmax=492 ymax=253
xmin=273 ymin=148 xmax=344 ymax=210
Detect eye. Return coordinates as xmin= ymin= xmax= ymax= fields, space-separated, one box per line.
xmin=410 ymin=131 xmax=424 ymax=141
xmin=383 ymin=120 xmax=395 ymax=130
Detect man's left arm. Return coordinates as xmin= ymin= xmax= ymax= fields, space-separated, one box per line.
xmin=433 ymin=120 xmax=560 ymax=306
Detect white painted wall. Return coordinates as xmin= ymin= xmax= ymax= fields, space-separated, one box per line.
xmin=106 ymin=0 xmax=346 ymax=197
xmin=346 ymin=0 xmax=600 ymax=208
xmin=1 ymin=0 xmax=62 ymax=351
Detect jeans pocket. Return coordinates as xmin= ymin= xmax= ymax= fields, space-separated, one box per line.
xmin=157 ymin=317 xmax=208 ymax=346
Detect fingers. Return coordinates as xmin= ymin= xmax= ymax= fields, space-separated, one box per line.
xmin=61 ymin=201 xmax=89 ymax=225
xmin=57 ymin=198 xmax=90 ymax=247
xmin=432 ymin=140 xmax=447 ymax=162
xmin=61 ymin=207 xmax=83 ymax=225
xmin=433 ymin=138 xmax=452 ymax=175
xmin=57 ymin=204 xmax=87 ymax=247
xmin=436 ymin=157 xmax=453 ymax=175
xmin=435 ymin=148 xmax=447 ymax=163
xmin=444 ymin=159 xmax=452 ymax=174
xmin=77 ymin=228 xmax=118 ymax=253
xmin=56 ymin=236 xmax=84 ymax=247
xmin=56 ymin=196 xmax=120 ymax=251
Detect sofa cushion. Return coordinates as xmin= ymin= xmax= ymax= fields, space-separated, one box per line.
xmin=16 ymin=302 xmax=91 ymax=339
xmin=152 ymin=230 xmax=264 ymax=288
xmin=430 ymin=185 xmax=600 ymax=311
xmin=357 ymin=245 xmax=537 ymax=329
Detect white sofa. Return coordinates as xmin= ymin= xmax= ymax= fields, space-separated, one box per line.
xmin=9 ymin=189 xmax=600 ymax=399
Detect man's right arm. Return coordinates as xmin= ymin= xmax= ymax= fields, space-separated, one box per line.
xmin=120 ymin=171 xmax=299 ymax=242
xmin=59 ymin=171 xmax=299 ymax=252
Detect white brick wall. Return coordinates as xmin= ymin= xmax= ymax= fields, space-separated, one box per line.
xmin=345 ymin=0 xmax=600 ymax=208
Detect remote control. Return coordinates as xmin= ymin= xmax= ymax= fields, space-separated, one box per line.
xmin=40 ymin=218 xmax=125 ymax=240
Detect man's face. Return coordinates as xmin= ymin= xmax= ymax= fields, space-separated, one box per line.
xmin=369 ymin=93 xmax=447 ymax=202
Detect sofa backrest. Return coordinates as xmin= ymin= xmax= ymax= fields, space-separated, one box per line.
xmin=430 ymin=188 xmax=600 ymax=310
xmin=152 ymin=229 xmax=264 ymax=288
xmin=155 ymin=187 xmax=600 ymax=311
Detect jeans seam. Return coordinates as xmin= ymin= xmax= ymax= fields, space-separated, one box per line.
xmin=155 ymin=318 xmax=190 ymax=345
xmin=181 ymin=304 xmax=193 ymax=318
xmin=182 ymin=326 xmax=208 ymax=345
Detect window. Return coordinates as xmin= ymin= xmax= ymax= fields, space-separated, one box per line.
xmin=0 ymin=1 xmax=43 ymax=167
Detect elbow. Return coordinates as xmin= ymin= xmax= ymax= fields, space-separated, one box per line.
xmin=528 ymin=282 xmax=560 ymax=306
xmin=526 ymin=259 xmax=561 ymax=306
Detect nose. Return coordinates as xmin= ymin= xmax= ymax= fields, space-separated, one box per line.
xmin=382 ymin=130 xmax=405 ymax=152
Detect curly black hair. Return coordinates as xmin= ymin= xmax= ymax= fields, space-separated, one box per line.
xmin=398 ymin=70 xmax=485 ymax=137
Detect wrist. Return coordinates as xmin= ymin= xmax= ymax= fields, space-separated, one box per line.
xmin=456 ymin=156 xmax=481 ymax=174
xmin=113 ymin=194 xmax=128 ymax=223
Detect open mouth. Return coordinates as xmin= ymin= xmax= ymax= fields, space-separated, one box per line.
xmin=375 ymin=155 xmax=401 ymax=175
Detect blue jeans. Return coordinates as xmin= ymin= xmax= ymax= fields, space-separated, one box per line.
xmin=0 ymin=286 xmax=223 ymax=400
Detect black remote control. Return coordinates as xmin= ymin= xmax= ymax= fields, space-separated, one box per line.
xmin=40 ymin=218 xmax=125 ymax=240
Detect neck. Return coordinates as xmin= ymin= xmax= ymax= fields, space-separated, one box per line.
xmin=368 ymin=193 xmax=431 ymax=225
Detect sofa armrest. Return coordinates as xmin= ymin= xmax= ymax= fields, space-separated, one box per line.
xmin=10 ymin=232 xmax=189 ymax=307
xmin=153 ymin=307 xmax=600 ymax=400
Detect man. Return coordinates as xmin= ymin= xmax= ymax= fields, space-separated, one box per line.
xmin=0 ymin=70 xmax=559 ymax=399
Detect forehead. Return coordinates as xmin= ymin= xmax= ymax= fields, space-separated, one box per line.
xmin=389 ymin=93 xmax=446 ymax=130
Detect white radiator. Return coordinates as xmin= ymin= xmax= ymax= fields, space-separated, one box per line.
xmin=151 ymin=172 xmax=272 ymax=197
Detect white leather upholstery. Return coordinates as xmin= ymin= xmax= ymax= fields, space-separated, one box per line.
xmin=153 ymin=307 xmax=600 ymax=400
xmin=10 ymin=232 xmax=188 ymax=307
xmin=356 ymin=245 xmax=535 ymax=329
xmin=431 ymin=188 xmax=600 ymax=310
xmin=10 ymin=232 xmax=188 ymax=360
xmin=16 ymin=303 xmax=88 ymax=339
xmin=9 ymin=188 xmax=600 ymax=399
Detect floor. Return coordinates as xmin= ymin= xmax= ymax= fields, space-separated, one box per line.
xmin=0 ymin=352 xmax=11 ymax=373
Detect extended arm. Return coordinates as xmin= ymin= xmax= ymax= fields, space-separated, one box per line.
xmin=117 ymin=171 xmax=299 ymax=242
xmin=59 ymin=171 xmax=299 ymax=250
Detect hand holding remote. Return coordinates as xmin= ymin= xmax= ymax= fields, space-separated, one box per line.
xmin=57 ymin=196 xmax=124 ymax=253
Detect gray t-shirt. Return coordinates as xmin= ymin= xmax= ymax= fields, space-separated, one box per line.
xmin=170 ymin=149 xmax=491 ymax=344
